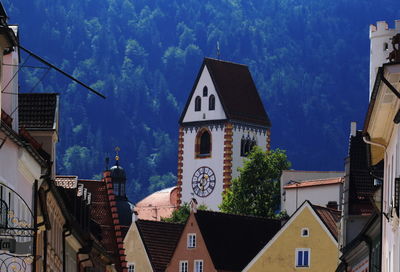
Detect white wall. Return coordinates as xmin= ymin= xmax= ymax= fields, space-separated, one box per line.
xmin=180 ymin=125 xmax=225 ymax=210
xmin=283 ymin=183 xmax=342 ymax=216
xmin=182 ymin=65 xmax=227 ymax=123
xmin=370 ymin=20 xmax=400 ymax=98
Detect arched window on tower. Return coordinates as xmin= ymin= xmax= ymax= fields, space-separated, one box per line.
xmin=203 ymin=86 xmax=208 ymax=97
xmin=196 ymin=129 xmax=211 ymax=158
xmin=195 ymin=96 xmax=201 ymax=111
xmin=209 ymin=95 xmax=215 ymax=110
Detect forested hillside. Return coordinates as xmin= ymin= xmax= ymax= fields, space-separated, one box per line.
xmin=3 ymin=0 xmax=400 ymax=202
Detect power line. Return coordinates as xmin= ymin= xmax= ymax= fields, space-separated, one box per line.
xmin=1 ymin=54 xmax=30 ymax=93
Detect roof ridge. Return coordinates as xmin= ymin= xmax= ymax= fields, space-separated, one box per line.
xmin=137 ymin=219 xmax=184 ymax=226
xmin=311 ymin=204 xmax=341 ymax=215
xmin=196 ymin=209 xmax=279 ymax=221
xmin=204 ymin=57 xmax=248 ymax=67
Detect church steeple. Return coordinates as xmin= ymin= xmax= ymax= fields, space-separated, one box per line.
xmin=110 ymin=147 xmax=127 ymax=199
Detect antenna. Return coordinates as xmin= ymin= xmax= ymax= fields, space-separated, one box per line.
xmin=115 ymin=146 xmax=120 ymax=165
xmin=216 ymin=41 xmax=220 ymax=60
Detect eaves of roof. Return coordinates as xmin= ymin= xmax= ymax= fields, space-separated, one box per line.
xmin=0 ymin=121 xmax=47 ymax=168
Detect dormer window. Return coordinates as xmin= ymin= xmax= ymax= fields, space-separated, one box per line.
xmin=195 ymin=129 xmax=211 ymax=158
xmin=203 ymin=86 xmax=208 ymax=97
xmin=209 ymin=95 xmax=215 ymax=110
xmin=195 ymin=96 xmax=201 ymax=111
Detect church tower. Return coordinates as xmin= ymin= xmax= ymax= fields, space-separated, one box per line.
xmin=177 ymin=58 xmax=271 ymax=210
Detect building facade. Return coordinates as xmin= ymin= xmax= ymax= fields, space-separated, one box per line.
xmin=177 ymin=58 xmax=271 ymax=210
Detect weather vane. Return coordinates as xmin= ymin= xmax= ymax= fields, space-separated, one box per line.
xmin=115 ymin=146 xmax=120 ymax=161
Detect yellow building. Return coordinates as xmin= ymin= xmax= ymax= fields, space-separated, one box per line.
xmin=243 ymin=200 xmax=340 ymax=272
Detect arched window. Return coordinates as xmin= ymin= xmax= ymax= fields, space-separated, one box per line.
xmin=195 ymin=96 xmax=201 ymax=111
xmin=209 ymin=95 xmax=215 ymax=110
xmin=240 ymin=135 xmax=246 ymax=157
xmin=240 ymin=135 xmax=257 ymax=157
xmin=203 ymin=86 xmax=208 ymax=97
xmin=196 ymin=129 xmax=211 ymax=157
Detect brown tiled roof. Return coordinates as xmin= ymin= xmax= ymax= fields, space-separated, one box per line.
xmin=311 ymin=204 xmax=341 ymax=240
xmin=284 ymin=177 xmax=344 ymax=189
xmin=179 ymin=58 xmax=271 ymax=127
xmin=195 ymin=210 xmax=281 ymax=271
xmin=18 ymin=93 xmax=58 ymax=129
xmin=79 ymin=180 xmax=120 ymax=263
xmin=136 ymin=220 xmax=184 ymax=272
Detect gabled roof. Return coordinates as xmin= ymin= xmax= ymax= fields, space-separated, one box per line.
xmin=136 ymin=220 xmax=184 ymax=272
xmin=194 ymin=210 xmax=281 ymax=271
xmin=18 ymin=93 xmax=58 ymax=130
xmin=311 ymin=204 xmax=341 ymax=240
xmin=179 ymin=58 xmax=271 ymax=126
xmin=243 ymin=201 xmax=339 ymax=272
xmin=284 ymin=177 xmax=344 ymax=189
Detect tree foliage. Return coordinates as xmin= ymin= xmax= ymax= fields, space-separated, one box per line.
xmin=220 ymin=147 xmax=290 ymax=218
xmin=162 ymin=203 xmax=207 ymax=224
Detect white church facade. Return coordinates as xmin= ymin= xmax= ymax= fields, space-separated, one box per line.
xmin=177 ymin=58 xmax=271 ymax=210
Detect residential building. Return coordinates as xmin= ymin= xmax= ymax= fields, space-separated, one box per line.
xmin=166 ymin=209 xmax=281 ymax=272
xmin=177 ymin=58 xmax=271 ymax=210
xmin=124 ymin=219 xmax=184 ymax=272
xmin=280 ymin=170 xmax=344 ymax=215
xmin=243 ymin=201 xmax=340 ymax=272
xmin=283 ymin=176 xmax=343 ymax=216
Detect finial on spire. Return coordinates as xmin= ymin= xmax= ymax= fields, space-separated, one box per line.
xmin=115 ymin=146 xmax=120 ymax=164
xmin=216 ymin=41 xmax=220 ymax=60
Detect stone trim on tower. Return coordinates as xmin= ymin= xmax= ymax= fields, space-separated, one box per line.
xmin=103 ymin=170 xmax=128 ymax=272
xmin=223 ymin=123 xmax=233 ymax=193
xmin=177 ymin=127 xmax=184 ymax=207
xmin=266 ymin=128 xmax=271 ymax=151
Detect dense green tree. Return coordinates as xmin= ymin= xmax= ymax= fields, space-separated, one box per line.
xmin=162 ymin=202 xmax=207 ymax=223
xmin=220 ymin=147 xmax=290 ymax=218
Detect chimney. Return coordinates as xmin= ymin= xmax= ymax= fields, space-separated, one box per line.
xmin=327 ymin=201 xmax=338 ymax=210
xmin=350 ymin=122 xmax=357 ymax=137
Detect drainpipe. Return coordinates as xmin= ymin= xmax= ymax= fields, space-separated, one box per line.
xmin=33 ymin=180 xmax=38 ymax=272
xmin=63 ymin=226 xmax=72 ymax=272
xmin=363 ymin=136 xmax=386 ymax=272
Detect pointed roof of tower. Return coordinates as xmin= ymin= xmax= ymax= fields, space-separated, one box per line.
xmin=179 ymin=58 xmax=271 ymax=127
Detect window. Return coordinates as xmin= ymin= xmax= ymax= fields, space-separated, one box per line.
xmin=240 ymin=135 xmax=257 ymax=157
xmin=128 ymin=263 xmax=135 ymax=272
xmin=301 ymin=228 xmax=309 ymax=237
xmin=187 ymin=233 xmax=196 ymax=248
xmin=195 ymin=129 xmax=211 ymax=158
xmin=296 ymin=248 xmax=310 ymax=267
xmin=395 ymin=178 xmax=400 ymax=216
xmin=195 ymin=96 xmax=201 ymax=111
xmin=209 ymin=95 xmax=215 ymax=110
xmin=203 ymin=86 xmax=208 ymax=97
xmin=113 ymin=182 xmax=120 ymax=196
xmin=179 ymin=261 xmax=188 ymax=272
xmin=194 ymin=260 xmax=203 ymax=272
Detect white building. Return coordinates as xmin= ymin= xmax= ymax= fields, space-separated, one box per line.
xmin=177 ymin=58 xmax=271 ymax=210
xmin=282 ymin=176 xmax=343 ymax=216
xmin=363 ymin=20 xmax=400 ymax=272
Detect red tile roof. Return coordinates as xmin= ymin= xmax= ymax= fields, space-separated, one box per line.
xmin=284 ymin=177 xmax=344 ymax=189
xmin=311 ymin=204 xmax=341 ymax=240
xmin=79 ymin=179 xmax=122 ymax=270
xmin=136 ymin=220 xmax=184 ymax=272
